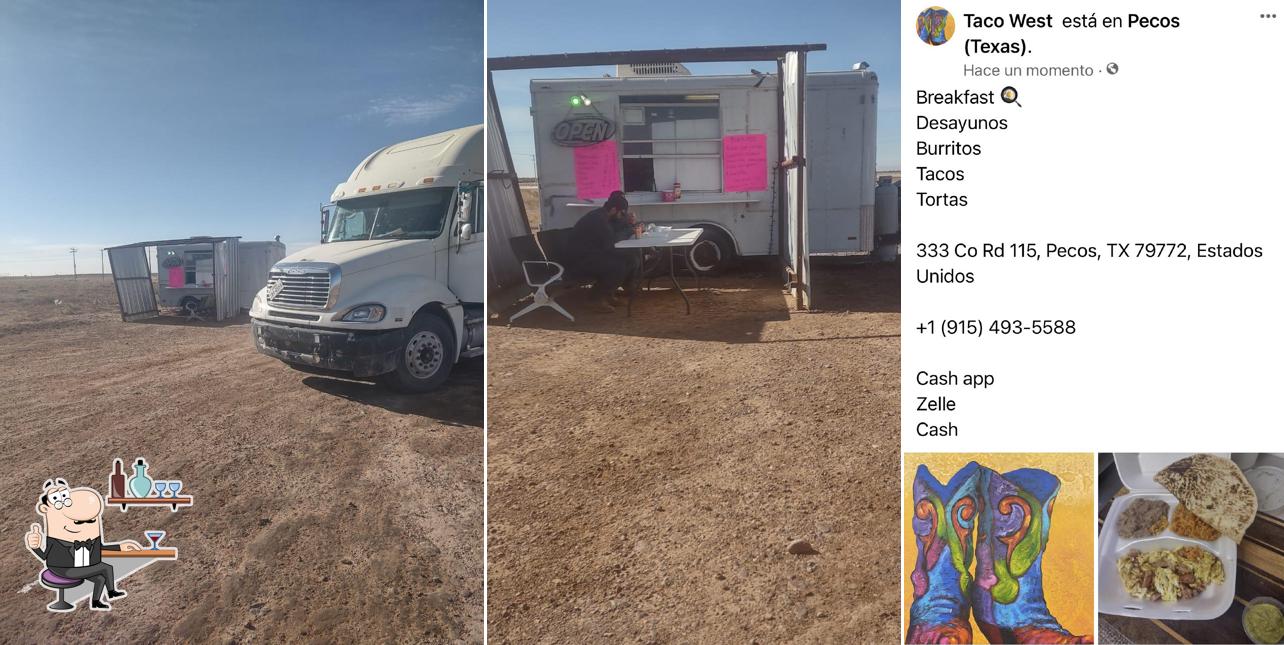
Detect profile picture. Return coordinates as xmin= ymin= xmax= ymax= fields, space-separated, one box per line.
xmin=916 ymin=7 xmax=955 ymax=46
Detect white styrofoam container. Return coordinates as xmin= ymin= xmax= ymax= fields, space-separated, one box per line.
xmin=1098 ymin=453 xmax=1237 ymax=620
xmin=1244 ymin=452 xmax=1284 ymax=517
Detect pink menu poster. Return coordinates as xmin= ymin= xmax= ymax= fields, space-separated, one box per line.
xmin=722 ymin=133 xmax=768 ymax=192
xmin=167 ymin=266 xmax=185 ymax=287
xmin=573 ymin=140 xmax=621 ymax=199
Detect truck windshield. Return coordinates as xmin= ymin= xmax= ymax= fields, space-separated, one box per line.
xmin=326 ymin=187 xmax=454 ymax=242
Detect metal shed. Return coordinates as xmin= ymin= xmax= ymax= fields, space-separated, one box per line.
xmin=487 ymin=44 xmax=824 ymax=310
xmin=105 ymin=237 xmax=241 ymax=322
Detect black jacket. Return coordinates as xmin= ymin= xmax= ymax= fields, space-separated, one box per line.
xmin=31 ymin=536 xmax=119 ymax=569
xmin=570 ymin=207 xmax=632 ymax=256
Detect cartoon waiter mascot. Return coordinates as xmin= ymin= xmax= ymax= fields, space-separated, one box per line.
xmin=25 ymin=478 xmax=142 ymax=611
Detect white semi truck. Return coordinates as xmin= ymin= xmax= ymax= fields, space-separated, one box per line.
xmin=250 ymin=124 xmax=484 ymax=392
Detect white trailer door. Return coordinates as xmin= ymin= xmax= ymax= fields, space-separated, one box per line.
xmin=213 ymin=239 xmax=237 ymax=321
xmin=805 ymin=84 xmax=861 ymax=254
xmin=782 ymin=51 xmax=811 ymax=310
xmin=448 ymin=181 xmax=486 ymax=303
xmin=107 ymin=247 xmax=158 ymax=322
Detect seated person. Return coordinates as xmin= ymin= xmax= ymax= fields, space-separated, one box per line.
xmin=569 ymin=191 xmax=642 ymax=313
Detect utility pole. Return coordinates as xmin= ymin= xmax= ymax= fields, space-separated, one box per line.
xmin=100 ymin=249 xmax=105 ymax=278
xmin=69 ymin=247 xmax=78 ymax=278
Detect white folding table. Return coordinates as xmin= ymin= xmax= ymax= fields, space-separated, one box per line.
xmin=614 ymin=228 xmax=702 ymax=316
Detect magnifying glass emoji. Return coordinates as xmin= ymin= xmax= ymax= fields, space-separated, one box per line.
xmin=1001 ymin=86 xmax=1022 ymax=107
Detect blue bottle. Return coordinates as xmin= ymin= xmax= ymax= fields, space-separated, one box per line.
xmin=128 ymin=458 xmax=153 ymax=498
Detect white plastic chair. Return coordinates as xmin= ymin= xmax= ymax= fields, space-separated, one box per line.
xmin=510 ymin=260 xmax=574 ymax=322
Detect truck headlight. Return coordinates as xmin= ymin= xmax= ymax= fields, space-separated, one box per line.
xmin=340 ymin=304 xmax=386 ymax=323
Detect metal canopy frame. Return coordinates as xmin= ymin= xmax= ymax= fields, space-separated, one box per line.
xmin=104 ymin=236 xmax=240 ymax=250
xmin=488 ymin=44 xmax=827 ymax=71
xmin=486 ymin=43 xmax=825 ymax=309
xmin=781 ymin=51 xmax=810 ymax=310
xmin=484 ymin=63 xmax=531 ymax=295
xmin=105 ymin=236 xmax=242 ymax=322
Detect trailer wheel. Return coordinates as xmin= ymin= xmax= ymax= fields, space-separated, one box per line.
xmin=381 ymin=312 xmax=455 ymax=393
xmin=687 ymin=227 xmax=736 ymax=276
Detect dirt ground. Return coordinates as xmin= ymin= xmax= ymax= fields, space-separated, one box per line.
xmin=487 ymin=258 xmax=901 ymax=643
xmin=0 ymin=276 xmax=483 ymax=643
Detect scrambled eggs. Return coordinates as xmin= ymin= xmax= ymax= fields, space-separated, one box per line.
xmin=1118 ymin=546 xmax=1225 ymax=602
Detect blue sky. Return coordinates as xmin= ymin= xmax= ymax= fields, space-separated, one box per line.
xmin=0 ymin=0 xmax=482 ymax=276
xmin=488 ymin=0 xmax=900 ymax=178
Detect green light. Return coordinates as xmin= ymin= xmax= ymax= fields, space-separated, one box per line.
xmin=570 ymin=95 xmax=582 ymax=107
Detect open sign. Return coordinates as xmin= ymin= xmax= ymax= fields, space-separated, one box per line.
xmin=552 ymin=116 xmax=616 ymax=147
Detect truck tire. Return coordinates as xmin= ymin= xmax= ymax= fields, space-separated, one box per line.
xmin=687 ymin=226 xmax=736 ymax=276
xmin=381 ymin=312 xmax=455 ymax=393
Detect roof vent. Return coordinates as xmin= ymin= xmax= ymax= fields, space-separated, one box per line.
xmin=616 ymin=62 xmax=692 ymax=77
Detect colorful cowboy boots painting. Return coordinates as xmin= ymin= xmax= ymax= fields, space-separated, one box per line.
xmin=906 ymin=462 xmax=982 ymax=644
xmin=908 ymin=462 xmax=1091 ymax=644
xmin=971 ymin=468 xmax=1092 ymax=644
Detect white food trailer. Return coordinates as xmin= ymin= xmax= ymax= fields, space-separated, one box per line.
xmin=157 ymin=240 xmax=285 ymax=314
xmin=526 ymin=64 xmax=878 ymax=273
xmin=487 ymin=44 xmax=884 ymax=311
xmin=106 ymin=236 xmax=284 ymax=322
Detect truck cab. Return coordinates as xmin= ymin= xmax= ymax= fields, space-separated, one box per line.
xmin=249 ymin=124 xmax=484 ymax=392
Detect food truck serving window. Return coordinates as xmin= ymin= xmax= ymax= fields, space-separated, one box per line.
xmin=184 ymin=251 xmax=213 ymax=287
xmin=620 ymin=94 xmax=721 ymax=193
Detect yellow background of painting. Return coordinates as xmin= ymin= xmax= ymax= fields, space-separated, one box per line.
xmin=902 ymin=453 xmax=1095 ymax=643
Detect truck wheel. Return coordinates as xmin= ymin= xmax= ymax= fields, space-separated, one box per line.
xmin=687 ymin=227 xmax=736 ymax=276
xmin=382 ymin=313 xmax=455 ymax=393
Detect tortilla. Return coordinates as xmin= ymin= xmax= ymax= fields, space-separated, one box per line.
xmin=1153 ymin=454 xmax=1257 ymax=543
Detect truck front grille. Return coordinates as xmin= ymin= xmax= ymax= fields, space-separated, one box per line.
xmin=266 ymin=269 xmax=332 ymax=309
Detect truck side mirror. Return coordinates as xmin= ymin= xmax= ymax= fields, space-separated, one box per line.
xmin=319 ymin=203 xmax=334 ymax=244
xmin=456 ymin=185 xmax=475 ymax=240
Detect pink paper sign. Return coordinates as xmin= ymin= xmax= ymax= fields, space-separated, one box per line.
xmin=573 ymin=140 xmax=621 ymax=199
xmin=722 ymin=133 xmax=768 ymax=192
xmin=167 ymin=266 xmax=184 ymax=287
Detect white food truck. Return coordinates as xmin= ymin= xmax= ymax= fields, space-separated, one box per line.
xmin=527 ymin=65 xmax=878 ymax=273
xmin=250 ymin=125 xmax=484 ymax=392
